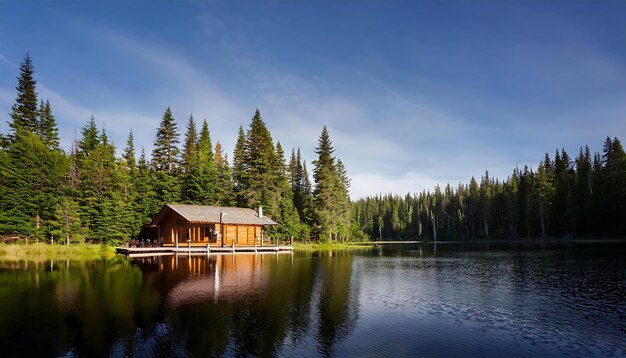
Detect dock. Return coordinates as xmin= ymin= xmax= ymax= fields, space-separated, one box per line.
xmin=116 ymin=245 xmax=294 ymax=256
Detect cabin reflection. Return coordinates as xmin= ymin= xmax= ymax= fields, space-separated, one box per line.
xmin=132 ymin=253 xmax=288 ymax=307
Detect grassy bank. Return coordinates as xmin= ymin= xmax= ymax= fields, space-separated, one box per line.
xmin=293 ymin=242 xmax=375 ymax=252
xmin=0 ymin=243 xmax=117 ymax=260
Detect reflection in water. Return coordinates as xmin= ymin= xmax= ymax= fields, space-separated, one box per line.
xmin=315 ymin=255 xmax=359 ymax=356
xmin=0 ymin=243 xmax=624 ymax=357
xmin=0 ymin=252 xmax=359 ymax=357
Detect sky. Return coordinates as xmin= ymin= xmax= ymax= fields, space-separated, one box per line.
xmin=1 ymin=0 xmax=625 ymax=199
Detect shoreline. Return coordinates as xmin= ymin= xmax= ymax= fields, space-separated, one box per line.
xmin=292 ymin=242 xmax=375 ymax=251
xmin=2 ymin=237 xmax=624 ymax=260
xmin=0 ymin=243 xmax=116 ymax=260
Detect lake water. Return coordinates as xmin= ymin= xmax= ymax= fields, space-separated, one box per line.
xmin=0 ymin=242 xmax=624 ymax=357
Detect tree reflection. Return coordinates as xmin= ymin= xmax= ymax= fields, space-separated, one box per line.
xmin=315 ymin=252 xmax=359 ymax=356
xmin=0 ymin=252 xmax=360 ymax=357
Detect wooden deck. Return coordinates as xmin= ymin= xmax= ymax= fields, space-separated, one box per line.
xmin=116 ymin=245 xmax=294 ymax=256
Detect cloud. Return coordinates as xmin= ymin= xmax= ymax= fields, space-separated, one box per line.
xmin=349 ymin=171 xmax=442 ymax=200
xmin=0 ymin=53 xmax=16 ymax=67
xmin=37 ymin=84 xmax=157 ymax=152
xmin=95 ymin=29 xmax=249 ymax=154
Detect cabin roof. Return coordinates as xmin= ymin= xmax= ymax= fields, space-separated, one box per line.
xmin=151 ymin=203 xmax=278 ymax=226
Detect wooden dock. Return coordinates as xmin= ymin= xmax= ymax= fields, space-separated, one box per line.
xmin=116 ymin=245 xmax=294 ymax=256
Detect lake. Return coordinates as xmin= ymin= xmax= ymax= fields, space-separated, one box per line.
xmin=0 ymin=242 xmax=624 ymax=357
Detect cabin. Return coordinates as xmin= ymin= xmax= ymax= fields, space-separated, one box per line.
xmin=140 ymin=204 xmax=278 ymax=247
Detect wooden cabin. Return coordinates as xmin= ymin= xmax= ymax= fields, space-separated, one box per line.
xmin=142 ymin=204 xmax=278 ymax=247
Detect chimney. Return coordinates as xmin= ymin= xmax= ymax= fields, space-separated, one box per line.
xmin=258 ymin=206 xmax=263 ymax=219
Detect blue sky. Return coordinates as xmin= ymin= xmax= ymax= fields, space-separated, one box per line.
xmin=1 ymin=1 xmax=625 ymax=199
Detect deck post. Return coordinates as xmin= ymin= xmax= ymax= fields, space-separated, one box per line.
xmin=175 ymin=229 xmax=179 ymax=249
xmin=157 ymin=225 xmax=161 ymax=247
xmin=220 ymin=212 xmax=226 ymax=247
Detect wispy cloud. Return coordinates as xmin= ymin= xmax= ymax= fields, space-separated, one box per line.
xmin=96 ymin=29 xmax=248 ymax=153
xmin=0 ymin=53 xmax=16 ymax=67
xmin=38 ymin=84 xmax=157 ymax=152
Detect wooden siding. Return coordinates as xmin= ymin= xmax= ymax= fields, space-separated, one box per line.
xmin=221 ymin=224 xmax=261 ymax=246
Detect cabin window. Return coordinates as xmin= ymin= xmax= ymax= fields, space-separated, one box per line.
xmin=205 ymin=226 xmax=216 ymax=243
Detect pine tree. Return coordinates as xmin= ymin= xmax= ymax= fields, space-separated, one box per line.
xmin=0 ymin=55 xmax=67 ymax=241
xmin=288 ymin=148 xmax=297 ymax=188
xmin=9 ymin=53 xmax=39 ymax=137
xmin=266 ymin=142 xmax=303 ymax=241
xmin=182 ymin=120 xmax=218 ymax=204
xmin=181 ymin=114 xmax=198 ymax=175
xmin=467 ymin=177 xmax=480 ymax=239
xmin=58 ymin=137 xmax=81 ymax=244
xmin=0 ymin=130 xmax=68 ymax=239
xmin=292 ymin=148 xmax=312 ymax=224
xmin=152 ymin=107 xmax=180 ymax=173
xmin=214 ymin=142 xmax=235 ymax=206
xmin=301 ymin=160 xmax=312 ymax=197
xmin=152 ymin=107 xmax=180 ymax=204
xmin=505 ymin=170 xmax=519 ymax=238
xmin=240 ymin=109 xmax=279 ymax=214
xmin=312 ymin=126 xmax=350 ymax=241
xmin=36 ymin=99 xmax=60 ymax=149
xmin=77 ymin=123 xmax=125 ymax=243
xmin=334 ymin=159 xmax=352 ymax=241
xmin=535 ymin=162 xmax=553 ymax=237
xmin=123 ymin=130 xmax=136 ymax=172
xmin=119 ymin=130 xmax=139 ymax=238
xmin=552 ymin=148 xmax=575 ymax=235
xmin=232 ymin=125 xmax=247 ymax=205
xmin=78 ymin=115 xmax=99 ymax=157
xmin=135 ymin=147 xmax=159 ymax=224
xmin=574 ymin=146 xmax=592 ymax=233
xmin=479 ymin=171 xmax=492 ymax=238
xmin=600 ymin=137 xmax=626 ymax=233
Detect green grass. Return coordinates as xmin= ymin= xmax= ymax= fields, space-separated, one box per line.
xmin=292 ymin=242 xmax=375 ymax=252
xmin=0 ymin=243 xmax=117 ymax=260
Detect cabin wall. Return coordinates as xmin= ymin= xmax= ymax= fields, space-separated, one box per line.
xmin=161 ymin=211 xmax=179 ymax=245
xmin=221 ymin=224 xmax=262 ymax=246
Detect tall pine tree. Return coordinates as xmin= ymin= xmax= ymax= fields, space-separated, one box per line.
xmin=36 ymin=99 xmax=60 ymax=149
xmin=181 ymin=120 xmax=218 ymax=204
xmin=9 ymin=53 xmax=39 ymax=137
xmin=181 ymin=114 xmax=198 ymax=175
xmin=312 ymin=126 xmax=351 ymax=242
xmin=152 ymin=107 xmax=180 ymax=203
xmin=240 ymin=109 xmax=280 ymax=215
xmin=214 ymin=142 xmax=235 ymax=206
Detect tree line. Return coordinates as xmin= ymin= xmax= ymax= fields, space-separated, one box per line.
xmin=353 ymin=139 xmax=626 ymax=241
xmin=0 ymin=54 xmax=352 ymax=245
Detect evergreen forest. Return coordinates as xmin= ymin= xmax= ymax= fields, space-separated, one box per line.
xmin=353 ymin=140 xmax=626 ymax=241
xmin=0 ymin=54 xmax=352 ymax=245
xmin=1 ymin=54 xmax=625 ymax=245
